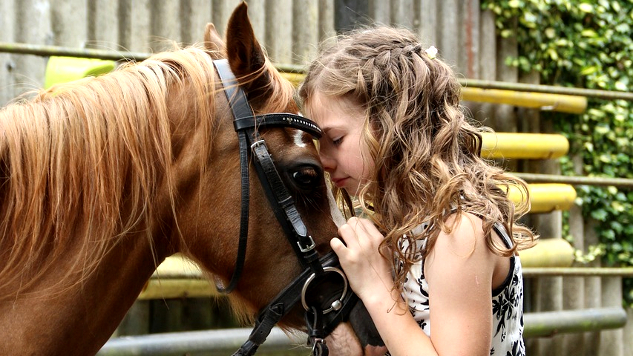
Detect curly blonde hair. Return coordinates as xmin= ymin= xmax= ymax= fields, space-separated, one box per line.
xmin=299 ymin=26 xmax=536 ymax=291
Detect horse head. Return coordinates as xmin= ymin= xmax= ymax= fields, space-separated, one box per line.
xmin=158 ymin=0 xmax=344 ymax=336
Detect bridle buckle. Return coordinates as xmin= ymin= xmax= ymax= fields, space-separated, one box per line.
xmin=250 ymin=139 xmax=266 ymax=150
xmin=298 ymin=236 xmax=316 ymax=253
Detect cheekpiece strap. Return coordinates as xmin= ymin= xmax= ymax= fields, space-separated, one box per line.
xmin=213 ymin=59 xmax=254 ymax=122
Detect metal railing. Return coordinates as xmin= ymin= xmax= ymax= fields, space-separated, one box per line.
xmin=98 ymin=307 xmax=628 ymax=355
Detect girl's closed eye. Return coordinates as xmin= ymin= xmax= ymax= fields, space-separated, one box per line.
xmin=332 ymin=136 xmax=343 ymax=146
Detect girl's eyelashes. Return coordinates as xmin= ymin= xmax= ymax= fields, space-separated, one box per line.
xmin=332 ymin=136 xmax=343 ymax=146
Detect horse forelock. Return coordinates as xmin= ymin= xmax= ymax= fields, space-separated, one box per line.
xmin=258 ymin=58 xmax=298 ymax=114
xmin=0 ymin=46 xmax=219 ymax=300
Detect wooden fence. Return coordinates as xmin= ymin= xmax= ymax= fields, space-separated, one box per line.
xmin=1 ymin=1 xmax=630 ymax=355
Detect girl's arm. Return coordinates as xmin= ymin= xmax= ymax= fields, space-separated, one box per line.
xmin=332 ymin=215 xmax=503 ymax=356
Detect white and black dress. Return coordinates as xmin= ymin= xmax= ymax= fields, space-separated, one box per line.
xmin=400 ymin=222 xmax=526 ymax=356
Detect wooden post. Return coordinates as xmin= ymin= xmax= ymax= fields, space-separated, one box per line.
xmin=564 ymin=154 xmax=586 ymax=355
xmin=458 ymin=0 xmax=480 ymax=80
xmin=51 ymin=0 xmax=88 ymax=47
xmin=178 ymin=0 xmax=213 ymax=46
xmin=492 ymin=16 xmax=518 ymax=172
xmin=0 ymin=0 xmax=16 ymax=106
xmin=473 ymin=9 xmax=497 ymax=125
xmin=246 ymin=0 xmax=266 ymax=43
xmin=600 ymin=277 xmax=624 ymax=355
xmin=14 ymin=0 xmax=50 ymax=95
xmin=437 ymin=0 xmax=459 ymax=70
xmin=391 ymin=0 xmax=415 ymax=30
xmin=535 ymin=118 xmax=565 ymax=356
xmin=625 ymin=308 xmax=633 ymax=356
xmin=317 ymin=0 xmax=336 ymax=41
xmin=149 ymin=0 xmax=181 ymax=52
xmin=584 ymin=219 xmax=602 ymax=356
xmin=416 ymin=0 xmax=437 ymax=45
xmin=87 ymin=0 xmax=119 ymax=50
xmin=292 ymin=0 xmax=319 ymax=64
xmin=211 ymin=0 xmax=241 ymax=38
xmin=265 ymin=0 xmax=293 ymax=63
xmin=118 ymin=0 xmax=151 ymax=52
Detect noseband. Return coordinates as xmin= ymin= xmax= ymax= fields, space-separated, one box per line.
xmin=213 ymin=59 xmax=358 ymax=356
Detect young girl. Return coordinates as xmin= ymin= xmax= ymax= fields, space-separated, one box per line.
xmin=299 ymin=26 xmax=536 ymax=356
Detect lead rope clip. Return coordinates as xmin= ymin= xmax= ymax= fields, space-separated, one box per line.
xmin=311 ymin=338 xmax=328 ymax=356
xmin=307 ymin=306 xmax=329 ymax=356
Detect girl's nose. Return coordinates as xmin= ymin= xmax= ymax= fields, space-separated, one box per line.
xmin=319 ymin=150 xmax=336 ymax=173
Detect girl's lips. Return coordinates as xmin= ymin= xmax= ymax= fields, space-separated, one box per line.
xmin=332 ymin=177 xmax=347 ymax=188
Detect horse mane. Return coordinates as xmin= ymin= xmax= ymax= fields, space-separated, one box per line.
xmin=0 ymin=46 xmax=223 ymax=300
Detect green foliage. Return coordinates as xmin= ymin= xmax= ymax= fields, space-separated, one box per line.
xmin=482 ymin=0 xmax=633 ymax=304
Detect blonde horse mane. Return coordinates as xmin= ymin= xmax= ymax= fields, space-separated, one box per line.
xmin=0 ymin=46 xmax=223 ymax=300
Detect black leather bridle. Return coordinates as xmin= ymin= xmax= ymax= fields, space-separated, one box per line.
xmin=213 ymin=59 xmax=358 ymax=356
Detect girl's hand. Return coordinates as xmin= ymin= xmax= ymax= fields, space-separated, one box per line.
xmin=330 ymin=217 xmax=394 ymax=302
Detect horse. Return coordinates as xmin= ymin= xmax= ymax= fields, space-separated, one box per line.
xmin=0 ymin=3 xmax=369 ymax=355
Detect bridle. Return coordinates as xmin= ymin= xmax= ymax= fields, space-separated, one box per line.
xmin=213 ymin=59 xmax=358 ymax=356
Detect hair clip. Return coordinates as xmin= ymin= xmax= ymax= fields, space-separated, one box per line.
xmin=425 ymin=46 xmax=438 ymax=59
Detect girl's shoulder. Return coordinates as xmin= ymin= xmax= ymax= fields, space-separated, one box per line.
xmin=436 ymin=212 xmax=488 ymax=251
xmin=424 ymin=211 xmax=513 ymax=290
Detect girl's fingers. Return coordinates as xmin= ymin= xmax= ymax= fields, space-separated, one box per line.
xmin=347 ymin=217 xmax=383 ymax=247
xmin=330 ymin=236 xmax=346 ymax=251
xmin=337 ymin=223 xmax=355 ymax=245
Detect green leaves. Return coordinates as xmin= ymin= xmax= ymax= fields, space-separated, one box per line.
xmin=578 ymin=3 xmax=594 ymax=13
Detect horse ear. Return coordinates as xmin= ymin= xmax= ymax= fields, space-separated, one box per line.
xmin=225 ymin=2 xmax=268 ymax=89
xmin=203 ymin=23 xmax=226 ymax=54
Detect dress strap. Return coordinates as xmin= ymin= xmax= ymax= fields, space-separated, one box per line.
xmin=492 ymin=222 xmax=514 ymax=249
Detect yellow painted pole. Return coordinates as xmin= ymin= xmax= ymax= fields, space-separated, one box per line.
xmin=508 ymin=183 xmax=576 ymax=213
xmin=44 ymin=56 xmax=116 ymax=88
xmin=520 ymin=238 xmax=575 ymax=268
xmin=281 ymin=72 xmax=304 ymax=87
xmin=461 ymin=87 xmax=587 ymax=114
xmin=140 ymin=238 xmax=578 ymax=299
xmin=481 ymin=132 xmax=569 ymax=160
xmin=139 ymin=254 xmax=218 ymax=300
xmin=282 ymin=73 xmax=588 ymax=114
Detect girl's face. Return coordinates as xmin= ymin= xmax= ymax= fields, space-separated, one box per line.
xmin=306 ymin=92 xmax=374 ymax=196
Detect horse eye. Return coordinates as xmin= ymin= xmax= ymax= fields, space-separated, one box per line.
xmin=292 ymin=166 xmax=319 ymax=189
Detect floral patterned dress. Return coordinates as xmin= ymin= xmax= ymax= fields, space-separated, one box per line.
xmin=400 ymin=222 xmax=526 ymax=356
